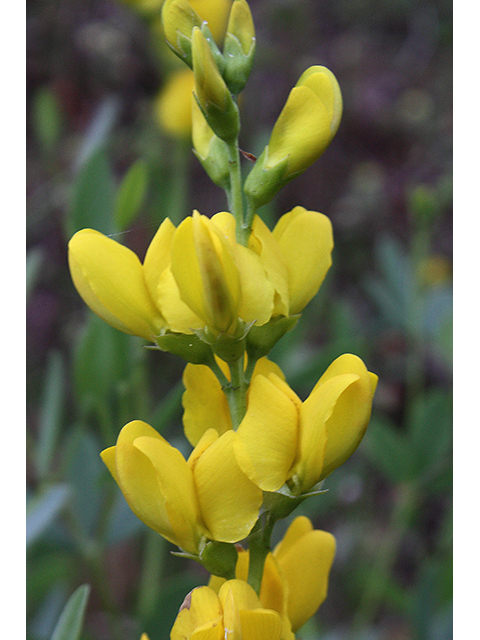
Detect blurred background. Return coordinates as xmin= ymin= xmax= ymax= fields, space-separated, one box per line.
xmin=26 ymin=1 xmax=453 ymax=639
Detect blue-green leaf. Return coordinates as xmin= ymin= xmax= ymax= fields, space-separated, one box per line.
xmin=114 ymin=159 xmax=149 ymax=232
xmin=26 ymin=484 xmax=70 ymax=548
xmin=50 ymin=584 xmax=90 ymax=640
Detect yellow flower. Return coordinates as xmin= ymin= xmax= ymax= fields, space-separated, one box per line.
xmin=69 ymin=208 xmax=332 ymax=342
xmin=68 ymin=229 xmax=165 ymax=342
xmin=250 ymin=207 xmax=333 ymax=315
xmin=234 ymin=354 xmax=378 ymax=493
xmin=267 ymin=66 xmax=342 ymax=177
xmin=189 ymin=0 xmax=232 ymax=44
xmin=209 ymin=516 xmax=336 ymax=634
xmin=182 ymin=355 xmax=285 ymax=446
xmin=171 ymin=579 xmax=286 ymax=640
xmin=244 ymin=66 xmax=342 ymax=207
xmin=101 ymin=421 xmax=262 ymax=554
xmin=166 ymin=211 xmax=276 ymax=335
xmin=154 ymin=68 xmax=195 ymax=138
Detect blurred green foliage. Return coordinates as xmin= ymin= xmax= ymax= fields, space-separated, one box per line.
xmin=26 ymin=0 xmax=452 ymax=639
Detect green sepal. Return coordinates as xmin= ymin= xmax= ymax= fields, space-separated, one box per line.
xmin=199 ymin=540 xmax=238 ymax=579
xmin=192 ymin=135 xmax=231 ymax=190
xmin=192 ymin=90 xmax=240 ymax=145
xmin=200 ymin=22 xmax=226 ymax=75
xmin=246 ymin=314 xmax=300 ymax=360
xmin=244 ymin=147 xmax=290 ymax=209
xmin=262 ymin=481 xmax=327 ymax=520
xmin=172 ymin=539 xmax=238 ymax=580
xmin=222 ymin=32 xmax=256 ymax=95
xmin=196 ymin=320 xmax=254 ymax=363
xmin=153 ymin=331 xmax=214 ymax=364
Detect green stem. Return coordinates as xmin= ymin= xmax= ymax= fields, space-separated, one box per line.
xmin=247 ymin=513 xmax=276 ymax=595
xmin=241 ymin=195 xmax=258 ymax=244
xmin=136 ymin=530 xmax=166 ymax=620
xmin=226 ymin=140 xmax=245 ymax=243
xmin=226 ymin=354 xmax=248 ymax=429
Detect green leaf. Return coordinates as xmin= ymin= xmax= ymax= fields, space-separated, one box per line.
xmin=114 ymin=158 xmax=149 ymax=231
xmin=26 ymin=484 xmax=70 ymax=548
xmin=63 ymin=427 xmax=105 ymax=538
xmin=407 ymin=390 xmax=452 ymax=478
xmin=36 ymin=351 xmax=65 ymax=481
xmin=50 ymin=584 xmax=90 ymax=640
xmin=69 ymin=149 xmax=116 ymax=235
xmin=361 ymin=415 xmax=415 ymax=483
xmin=32 ymin=86 xmax=63 ymax=153
xmin=73 ymin=314 xmax=132 ymax=414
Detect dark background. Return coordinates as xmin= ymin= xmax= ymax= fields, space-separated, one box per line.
xmin=26 ymin=1 xmax=452 ymax=639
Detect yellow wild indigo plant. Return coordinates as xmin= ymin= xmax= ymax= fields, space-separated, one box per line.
xmin=68 ymin=1 xmax=377 ymax=636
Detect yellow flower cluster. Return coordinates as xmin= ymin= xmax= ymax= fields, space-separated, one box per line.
xmin=68 ymin=2 xmax=377 ymax=637
xmin=68 ymin=207 xmax=333 ymax=341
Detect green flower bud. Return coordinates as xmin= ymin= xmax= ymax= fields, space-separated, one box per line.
xmin=222 ymin=0 xmax=256 ymax=95
xmin=161 ymin=0 xmax=203 ymax=67
xmin=192 ymin=27 xmax=240 ymax=142
xmin=191 ymin=94 xmax=230 ymax=188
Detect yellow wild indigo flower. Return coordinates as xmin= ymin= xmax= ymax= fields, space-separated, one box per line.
xmin=69 ymin=208 xmax=332 ymax=349
xmin=250 ymin=207 xmax=333 ymax=315
xmin=171 ymin=579 xmax=286 ymax=640
xmin=191 ymin=93 xmax=230 ymax=187
xmin=223 ymin=0 xmax=256 ymax=94
xmin=101 ymin=421 xmax=262 ymax=554
xmin=68 ymin=229 xmax=165 ymax=342
xmin=244 ymin=65 xmax=343 ymax=207
xmin=209 ymin=516 xmax=336 ymax=635
xmin=234 ymin=354 xmax=378 ymax=494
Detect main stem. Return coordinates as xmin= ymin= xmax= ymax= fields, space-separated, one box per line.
xmin=226 ymin=140 xmax=246 ymax=244
xmin=247 ymin=512 xmax=276 ymax=595
xmin=226 ymin=354 xmax=248 ymax=429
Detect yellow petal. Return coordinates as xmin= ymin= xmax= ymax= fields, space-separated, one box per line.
xmin=100 ymin=446 xmax=118 ymax=483
xmin=318 ymin=355 xmax=377 ymax=478
xmin=272 ymin=516 xmax=313 ymax=562
xmin=193 ymin=431 xmax=262 ymax=542
xmin=258 ymin=553 xmax=287 ymax=617
xmin=172 ymin=212 xmax=241 ymax=333
xmin=235 ymin=374 xmax=298 ymax=491
xmin=183 ymin=364 xmax=233 ymax=446
xmin=190 ymin=0 xmax=232 ymax=44
xmin=68 ymin=229 xmax=163 ymax=341
xmin=297 ymin=65 xmax=343 ymax=137
xmin=144 ymin=218 xmax=203 ymax=333
xmin=212 ymin=212 xmax=276 ymax=325
xmin=187 ymin=428 xmax=220 ymax=471
xmin=294 ymin=373 xmax=359 ymax=491
xmin=239 ymin=609 xmax=283 ymax=640
xmin=250 ymin=215 xmax=289 ymax=316
xmin=110 ymin=421 xmax=183 ymax=546
xmin=275 ymin=528 xmax=336 ymax=632
xmin=272 ymin=207 xmax=334 ymax=313
xmin=171 ymin=586 xmax=224 ymax=640
xmin=267 ymin=85 xmax=332 ymax=177
xmin=133 ymin=433 xmax=204 ymax=552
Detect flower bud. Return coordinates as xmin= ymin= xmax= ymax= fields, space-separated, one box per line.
xmin=222 ymin=0 xmax=256 ymax=94
xmin=191 ymin=94 xmax=230 ymax=188
xmin=192 ymin=26 xmax=240 ymax=142
xmin=244 ymin=65 xmax=342 ymax=207
xmin=161 ymin=0 xmax=203 ymax=66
